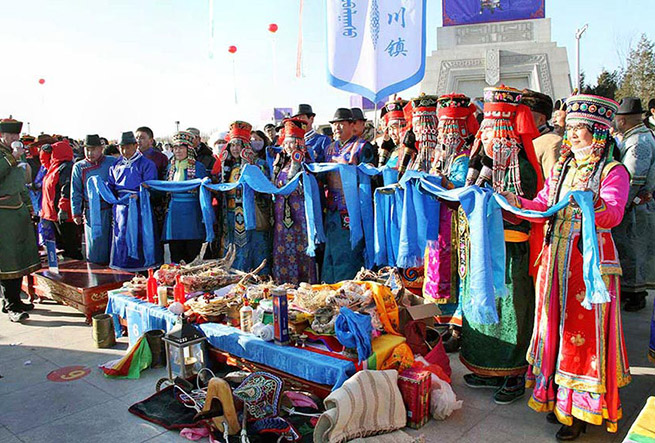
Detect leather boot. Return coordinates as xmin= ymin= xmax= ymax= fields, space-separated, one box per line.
xmin=556 ymin=418 xmax=587 ymax=441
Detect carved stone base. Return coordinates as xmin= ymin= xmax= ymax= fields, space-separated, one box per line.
xmin=420 ymin=18 xmax=571 ymax=102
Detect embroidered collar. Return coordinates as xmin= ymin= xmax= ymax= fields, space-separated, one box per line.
xmin=305 ymin=129 xmax=316 ymax=140
xmin=122 ymin=151 xmax=142 ymax=167
xmin=623 ymin=123 xmax=648 ymax=139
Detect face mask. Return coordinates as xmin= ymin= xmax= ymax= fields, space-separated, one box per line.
xmin=250 ymin=140 xmax=265 ymax=152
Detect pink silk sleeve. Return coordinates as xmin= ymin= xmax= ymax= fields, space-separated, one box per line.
xmin=517 ymin=177 xmax=552 ymax=214
xmin=515 ymin=165 xmax=630 ymax=228
xmin=594 ymin=165 xmax=630 ymax=229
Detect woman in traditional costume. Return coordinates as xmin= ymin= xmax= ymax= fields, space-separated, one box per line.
xmin=219 ymin=121 xmax=272 ymax=275
xmin=271 ymin=118 xmax=317 ymax=285
xmin=459 ymin=86 xmax=543 ymax=405
xmin=378 ymin=98 xmax=413 ymax=177
xmin=502 ymin=94 xmax=631 ymax=440
xmin=162 ymin=130 xmax=208 ymax=264
xmin=422 ymin=94 xmax=478 ymax=351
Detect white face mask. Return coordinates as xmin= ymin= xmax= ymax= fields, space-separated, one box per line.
xmin=250 ymin=140 xmax=265 ymax=152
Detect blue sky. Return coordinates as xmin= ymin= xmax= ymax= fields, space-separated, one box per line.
xmin=1 ymin=0 xmax=652 ymax=138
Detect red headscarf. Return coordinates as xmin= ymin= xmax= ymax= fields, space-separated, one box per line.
xmin=41 ymin=140 xmax=74 ymax=222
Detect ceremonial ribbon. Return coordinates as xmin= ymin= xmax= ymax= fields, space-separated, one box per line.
xmin=417 ymin=180 xmax=609 ymax=321
xmin=86 ymin=176 xmax=149 ymax=262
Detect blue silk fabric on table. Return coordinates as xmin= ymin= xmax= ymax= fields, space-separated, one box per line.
xmin=334 ymin=307 xmax=373 ymax=362
xmin=105 ymin=291 xmax=356 ymax=388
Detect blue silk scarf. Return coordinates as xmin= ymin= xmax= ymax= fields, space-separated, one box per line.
xmin=417 ymin=180 xmax=610 ymax=323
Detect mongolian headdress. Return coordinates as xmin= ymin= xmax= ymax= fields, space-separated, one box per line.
xmin=474 ymin=85 xmax=542 ymax=195
xmin=221 ymin=121 xmax=254 ymax=183
xmin=405 ymin=94 xmax=439 ymax=173
xmin=547 ymin=94 xmax=619 ymax=205
xmin=435 ymin=93 xmax=479 ymax=175
xmin=274 ymin=117 xmax=308 ymax=182
xmin=168 ymin=130 xmax=197 ymax=180
xmin=380 ymin=98 xmax=409 ymax=128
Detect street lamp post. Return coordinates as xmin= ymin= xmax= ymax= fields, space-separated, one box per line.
xmin=575 ymin=24 xmax=589 ymax=92
xmin=175 ymin=121 xmax=180 ymax=132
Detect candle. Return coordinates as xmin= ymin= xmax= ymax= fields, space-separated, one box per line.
xmin=157 ymin=286 xmax=169 ymax=307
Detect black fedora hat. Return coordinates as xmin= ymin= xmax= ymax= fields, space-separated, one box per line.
xmin=119 ymin=131 xmax=137 ymax=145
xmin=294 ymin=104 xmax=315 ymax=118
xmin=329 ymin=108 xmax=354 ymax=123
xmin=616 ymin=97 xmax=644 ymax=115
xmin=84 ymin=134 xmax=103 ymax=147
xmin=351 ymin=107 xmax=366 ymax=121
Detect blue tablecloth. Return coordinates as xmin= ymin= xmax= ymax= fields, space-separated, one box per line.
xmin=105 ymin=291 xmax=356 ymax=389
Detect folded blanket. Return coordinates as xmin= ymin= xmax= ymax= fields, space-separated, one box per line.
xmin=314 ymin=370 xmax=406 ymax=443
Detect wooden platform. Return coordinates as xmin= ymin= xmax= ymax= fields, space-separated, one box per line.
xmin=31 ymin=260 xmax=133 ymax=323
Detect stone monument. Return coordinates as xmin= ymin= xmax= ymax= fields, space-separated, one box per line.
xmin=420 ymin=17 xmax=572 ymax=101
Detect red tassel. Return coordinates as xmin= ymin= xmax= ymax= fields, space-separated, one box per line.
xmin=515 ymin=104 xmax=544 ymax=190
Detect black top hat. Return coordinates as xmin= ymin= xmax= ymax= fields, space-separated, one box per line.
xmin=351 ymin=107 xmax=366 ymax=121
xmin=521 ymin=89 xmax=553 ymax=120
xmin=84 ymin=134 xmax=103 ymax=147
xmin=294 ymin=104 xmax=315 ymax=118
xmin=617 ymin=97 xmax=645 ymax=115
xmin=329 ymin=108 xmax=354 ymax=123
xmin=119 ymin=131 xmax=137 ymax=145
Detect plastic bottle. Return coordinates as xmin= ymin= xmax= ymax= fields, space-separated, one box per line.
xmin=174 ymin=275 xmax=186 ymax=304
xmin=239 ymin=296 xmax=254 ymax=333
xmin=147 ymin=268 xmax=157 ymax=304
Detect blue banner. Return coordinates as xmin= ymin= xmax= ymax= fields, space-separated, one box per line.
xmin=442 ymin=0 xmax=544 ymax=27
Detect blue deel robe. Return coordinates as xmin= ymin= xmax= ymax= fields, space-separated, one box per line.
xmin=163 ymin=161 xmax=208 ymax=241
xmin=107 ymin=152 xmax=158 ymax=271
xmin=71 ymin=155 xmax=117 ymax=264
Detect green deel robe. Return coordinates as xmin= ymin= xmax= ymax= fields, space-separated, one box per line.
xmin=459 ymin=151 xmax=537 ymax=377
xmin=0 ymin=143 xmax=40 ymax=280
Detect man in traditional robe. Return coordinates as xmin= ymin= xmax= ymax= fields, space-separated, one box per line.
xmin=521 ymin=89 xmax=562 ymax=178
xmin=613 ymin=97 xmax=655 ymax=311
xmin=322 ymin=108 xmax=375 ymax=283
xmin=293 ymin=104 xmax=331 ymax=163
xmin=107 ymin=131 xmax=157 ymax=271
xmin=71 ymin=134 xmax=116 ymax=264
xmin=0 ymin=118 xmax=40 ymax=322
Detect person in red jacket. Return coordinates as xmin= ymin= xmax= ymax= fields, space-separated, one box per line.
xmin=40 ymin=139 xmax=83 ymax=260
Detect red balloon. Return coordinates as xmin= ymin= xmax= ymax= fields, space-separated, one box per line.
xmin=38 ymin=78 xmax=45 ymax=85
xmin=268 ymin=23 xmax=278 ymax=33
xmin=228 ymin=45 xmax=237 ymax=54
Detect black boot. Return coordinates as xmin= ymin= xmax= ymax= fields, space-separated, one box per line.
xmin=546 ymin=411 xmax=559 ymax=424
xmin=624 ymin=291 xmax=647 ymax=312
xmin=556 ymin=418 xmax=587 ymax=441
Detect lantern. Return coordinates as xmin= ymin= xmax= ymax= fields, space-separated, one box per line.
xmin=163 ymin=316 xmax=207 ymax=380
xmin=228 ymin=45 xmax=237 ymax=54
xmin=38 ymin=78 xmax=45 ymax=85
xmin=268 ymin=23 xmax=278 ymax=33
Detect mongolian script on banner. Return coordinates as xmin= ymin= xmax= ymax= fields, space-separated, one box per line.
xmin=443 ymin=0 xmax=545 ymax=27
xmin=327 ymin=0 xmax=427 ymax=103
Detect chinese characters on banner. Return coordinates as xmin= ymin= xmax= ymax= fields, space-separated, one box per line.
xmin=442 ymin=0 xmax=545 ymax=27
xmin=327 ymin=0 xmax=427 ymax=103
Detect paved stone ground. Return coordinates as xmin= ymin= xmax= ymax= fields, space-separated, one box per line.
xmin=0 ymin=297 xmax=653 ymax=443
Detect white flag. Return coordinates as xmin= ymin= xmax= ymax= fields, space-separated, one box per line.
xmin=327 ymin=0 xmax=426 ymax=103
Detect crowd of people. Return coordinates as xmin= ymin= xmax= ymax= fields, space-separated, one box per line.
xmin=1 ymin=88 xmax=655 ymax=440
